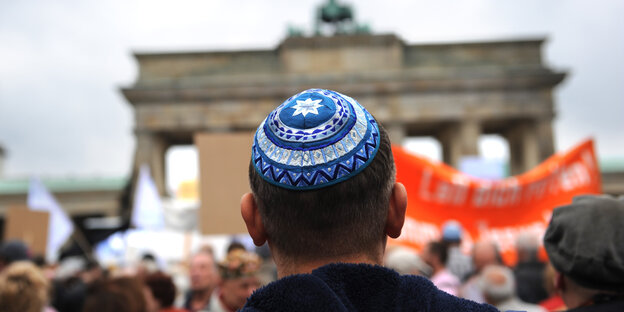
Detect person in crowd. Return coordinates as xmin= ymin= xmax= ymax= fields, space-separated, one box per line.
xmin=52 ymin=257 xmax=104 ymax=312
xmin=422 ymin=241 xmax=460 ymax=295
xmin=144 ymin=271 xmax=187 ymax=312
xmin=238 ymin=88 xmax=497 ymax=311
xmin=0 ymin=261 xmax=56 ymax=312
xmin=183 ymin=249 xmax=220 ymax=312
xmin=460 ymin=240 xmax=504 ymax=302
xmin=52 ymin=257 xmax=88 ymax=312
xmin=226 ymin=240 xmax=246 ymax=254
xmin=514 ymin=231 xmax=549 ymax=303
xmin=543 ymin=195 xmax=624 ymax=311
xmin=82 ymin=276 xmax=147 ymax=312
xmin=384 ymin=246 xmax=432 ymax=277
xmin=209 ymin=249 xmax=262 ymax=312
xmin=83 ymin=259 xmax=105 ymax=285
xmin=441 ymin=220 xmax=473 ymax=281
xmin=0 ymin=239 xmax=30 ymax=272
xmin=254 ymin=243 xmax=277 ymax=285
xmin=137 ymin=253 xmax=160 ymax=279
xmin=480 ymin=264 xmax=546 ymax=312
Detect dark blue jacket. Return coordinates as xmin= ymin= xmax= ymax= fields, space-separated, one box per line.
xmin=241 ymin=263 xmax=499 ymax=311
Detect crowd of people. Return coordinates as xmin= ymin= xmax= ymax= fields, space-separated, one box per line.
xmin=0 ymin=239 xmax=274 ymax=312
xmin=385 ymin=224 xmax=557 ymax=311
xmin=1 ymin=89 xmax=622 ymax=311
xmin=1 ymin=217 xmax=621 ymax=312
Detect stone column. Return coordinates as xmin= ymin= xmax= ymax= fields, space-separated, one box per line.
xmin=459 ymin=119 xmax=480 ymax=156
xmin=133 ymin=131 xmax=168 ymax=195
xmin=438 ymin=119 xmax=481 ymax=168
xmin=535 ymin=118 xmax=555 ymax=162
xmin=505 ymin=121 xmax=539 ymax=176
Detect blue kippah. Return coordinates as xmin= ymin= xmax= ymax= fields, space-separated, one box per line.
xmin=252 ymin=89 xmax=381 ymax=190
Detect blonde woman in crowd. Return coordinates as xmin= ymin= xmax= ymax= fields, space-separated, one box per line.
xmin=0 ymin=261 xmax=57 ymax=312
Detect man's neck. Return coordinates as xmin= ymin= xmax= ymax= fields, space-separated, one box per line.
xmin=275 ymin=253 xmax=382 ymax=279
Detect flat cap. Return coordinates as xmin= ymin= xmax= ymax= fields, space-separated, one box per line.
xmin=0 ymin=240 xmax=29 ymax=264
xmin=543 ymin=195 xmax=624 ymax=291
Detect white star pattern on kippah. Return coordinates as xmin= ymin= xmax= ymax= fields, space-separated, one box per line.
xmin=291 ymin=98 xmax=323 ymax=117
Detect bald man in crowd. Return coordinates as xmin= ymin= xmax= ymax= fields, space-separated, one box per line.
xmin=460 ymin=240 xmax=503 ymax=302
xmin=480 ymin=264 xmax=546 ymax=312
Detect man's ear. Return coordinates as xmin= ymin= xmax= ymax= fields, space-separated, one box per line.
xmin=385 ymin=182 xmax=407 ymax=239
xmin=241 ymin=193 xmax=267 ymax=246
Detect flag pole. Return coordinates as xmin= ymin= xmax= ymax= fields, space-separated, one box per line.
xmin=70 ymin=221 xmax=95 ymax=262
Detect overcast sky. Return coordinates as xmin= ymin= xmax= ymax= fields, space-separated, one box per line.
xmin=1 ymin=0 xmax=623 ymax=182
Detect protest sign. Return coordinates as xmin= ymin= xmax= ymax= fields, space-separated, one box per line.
xmin=391 ymin=139 xmax=601 ymax=264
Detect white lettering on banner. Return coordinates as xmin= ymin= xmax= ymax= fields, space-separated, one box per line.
xmin=419 ymin=169 xmax=469 ymax=206
xmin=472 ymin=179 xmax=521 ymax=208
xmin=418 ymin=145 xmax=596 ymax=209
xmin=419 ymin=169 xmax=434 ymax=201
xmin=581 ymin=150 xmax=596 ymax=171
xmin=523 ymin=158 xmax=592 ymax=202
xmin=548 ymin=166 xmax=562 ymax=195
xmin=524 ymin=178 xmax=548 ymax=201
xmin=450 ymin=174 xmax=470 ymax=205
xmin=396 ymin=217 xmax=440 ymax=246
xmin=560 ymin=162 xmax=590 ymax=191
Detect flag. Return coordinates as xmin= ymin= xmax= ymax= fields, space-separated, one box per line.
xmin=132 ymin=164 xmax=165 ymax=230
xmin=28 ymin=177 xmax=74 ymax=262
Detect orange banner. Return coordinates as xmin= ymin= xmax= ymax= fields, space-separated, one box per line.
xmin=391 ymin=139 xmax=601 ymax=265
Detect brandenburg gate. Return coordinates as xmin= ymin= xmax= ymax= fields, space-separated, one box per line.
xmin=123 ymin=33 xmax=565 ymax=194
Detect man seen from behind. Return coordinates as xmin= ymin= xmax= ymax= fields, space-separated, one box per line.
xmin=239 ymin=88 xmax=498 ymax=311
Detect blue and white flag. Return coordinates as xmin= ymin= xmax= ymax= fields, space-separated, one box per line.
xmin=28 ymin=177 xmax=74 ymax=263
xmin=132 ymin=164 xmax=165 ymax=230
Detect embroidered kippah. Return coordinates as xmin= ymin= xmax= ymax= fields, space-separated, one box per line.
xmin=252 ymin=88 xmax=380 ymax=190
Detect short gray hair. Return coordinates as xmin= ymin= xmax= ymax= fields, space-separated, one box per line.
xmin=515 ymin=232 xmax=539 ymax=253
xmin=384 ymin=247 xmax=432 ymax=277
xmin=479 ymin=265 xmax=515 ymax=303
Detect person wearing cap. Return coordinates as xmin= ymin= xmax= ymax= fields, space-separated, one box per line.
xmin=543 ymin=195 xmax=624 ymax=311
xmin=441 ymin=220 xmax=473 ymax=282
xmin=0 ymin=240 xmax=30 ymax=272
xmin=209 ymin=249 xmax=262 ymax=312
xmin=239 ymin=89 xmax=497 ymax=311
